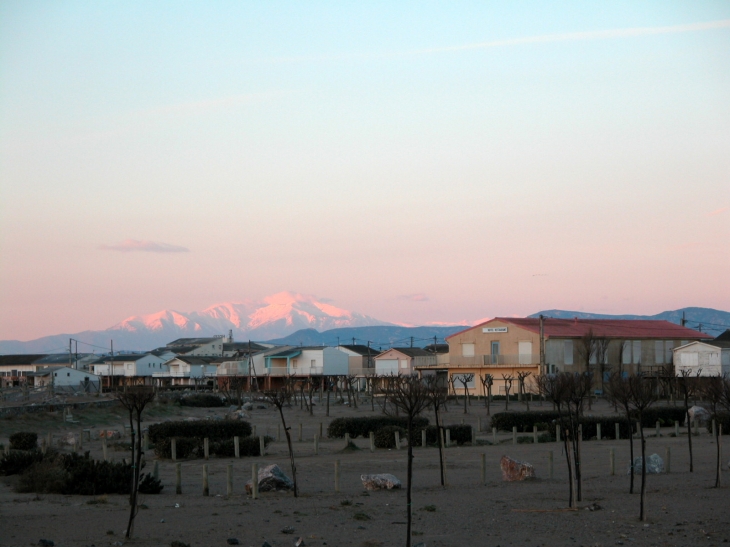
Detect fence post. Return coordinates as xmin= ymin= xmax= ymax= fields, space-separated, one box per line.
xmin=395 ymin=431 xmax=401 ymax=450
xmin=369 ymin=431 xmax=375 ymax=452
xmin=512 ymin=426 xmax=517 ymax=445
xmin=314 ymin=434 xmax=319 ymax=455
xmin=674 ymin=421 xmax=679 ymax=437
xmin=171 ymin=438 xmax=177 ymax=461
xmin=227 ymin=464 xmax=233 ymax=496
xmin=556 ymin=424 xmax=561 ymax=442
xmin=251 ymin=463 xmax=259 ymax=499
xmin=203 ymin=464 xmax=209 ymax=496
xmin=610 ymin=448 xmax=615 ymax=476
xmin=144 ymin=431 xmax=149 ymax=451
xmin=548 ymin=450 xmax=554 ymax=479
xmin=319 ymin=422 xmax=323 ymax=438
xmin=635 ymin=421 xmax=641 ymax=439
xmin=446 ymin=429 xmax=452 ymax=448
xmin=480 ymin=453 xmax=486 ymax=485
xmin=492 ymin=427 xmax=497 ymax=444
xmin=234 ymin=436 xmax=240 ymax=458
xmin=334 ymin=460 xmax=341 ymax=493
xmin=259 ymin=435 xmax=265 ymax=456
xmin=421 ymin=429 xmax=427 ymax=448
xmin=656 ymin=421 xmax=661 ymax=438
xmin=204 ymin=438 xmax=209 ymax=460
xmin=615 ymin=423 xmax=620 ymax=441
xmin=345 ymin=432 xmax=350 ymax=446
xmin=175 ymin=463 xmax=182 ymax=495
xmin=252 ymin=425 xmax=257 ymax=438
xmin=597 ymin=423 xmax=602 ymax=441
xmin=533 ymin=425 xmax=538 ymax=444
xmin=665 ymin=446 xmax=671 ymax=474
xmin=298 ymin=423 xmax=303 ymax=442
xmin=102 ymin=437 xmax=108 ymax=461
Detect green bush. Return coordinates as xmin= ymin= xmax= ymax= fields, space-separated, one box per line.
xmin=179 ymin=394 xmax=225 ymax=408
xmin=374 ymin=426 xmax=406 ymax=449
xmin=154 ymin=436 xmax=272 ymax=459
xmin=327 ymin=416 xmax=429 ymax=439
xmin=490 ymin=411 xmax=635 ymax=440
xmin=9 ymin=432 xmax=38 ymax=451
xmin=148 ymin=420 xmax=252 ymax=443
xmin=707 ymin=413 xmax=730 ymax=434
xmin=420 ymin=424 xmax=471 ymax=445
xmin=15 ymin=452 xmax=163 ymax=495
xmin=0 ymin=449 xmax=46 ymax=476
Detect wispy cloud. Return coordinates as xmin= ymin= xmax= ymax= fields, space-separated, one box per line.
xmin=99 ymin=239 xmax=190 ymax=253
xmin=399 ymin=293 xmax=429 ymax=302
xmin=707 ymin=206 xmax=728 ymax=217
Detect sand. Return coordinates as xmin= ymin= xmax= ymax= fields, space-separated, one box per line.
xmin=1 ymin=396 xmax=728 ymax=547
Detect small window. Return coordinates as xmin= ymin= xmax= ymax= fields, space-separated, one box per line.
xmin=655 ymin=341 xmax=665 ymax=364
xmin=564 ymin=340 xmax=573 ymax=365
xmin=632 ymin=340 xmax=641 ymax=364
xmin=311 ymin=360 xmax=316 ymax=367
xmin=67 ymin=373 xmax=70 ymax=377
xmin=462 ymin=343 xmax=475 ymax=357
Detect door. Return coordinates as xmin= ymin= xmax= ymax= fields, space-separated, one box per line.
xmin=519 ymin=341 xmax=533 ymax=365
xmin=491 ymin=341 xmax=500 ymax=364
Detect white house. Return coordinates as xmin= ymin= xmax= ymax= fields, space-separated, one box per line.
xmin=374 ymin=347 xmax=436 ymax=376
xmin=32 ymin=367 xmax=101 ymax=392
xmin=264 ymin=347 xmax=349 ymax=377
xmin=91 ymin=353 xmax=167 ymax=386
xmin=153 ymin=356 xmax=218 ymax=386
xmin=673 ymin=340 xmax=730 ymax=376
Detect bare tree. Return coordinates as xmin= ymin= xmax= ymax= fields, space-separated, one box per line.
xmin=454 ymin=373 xmax=474 ymax=414
xmin=116 ymin=387 xmax=156 ymax=539
xmin=219 ymin=375 xmax=247 ymax=409
xmin=346 ymin=375 xmax=359 ymax=409
xmin=626 ymin=374 xmax=658 ymax=521
xmin=577 ymin=329 xmax=597 ymax=409
xmin=677 ymin=369 xmax=701 ymax=472
xmin=701 ymin=375 xmax=726 ymax=488
xmin=480 ymin=374 xmax=493 ymax=414
xmin=595 ymin=337 xmax=610 ymax=393
xmin=501 ymin=375 xmax=514 ymax=411
xmin=264 ymin=386 xmax=298 ymax=497
xmin=565 ymin=372 xmax=592 ymax=502
xmin=384 ymin=375 xmax=432 ymax=547
xmin=517 ymin=371 xmax=532 ymax=411
xmin=606 ymin=372 xmax=637 ymax=494
xmin=425 ymin=375 xmax=448 ymax=486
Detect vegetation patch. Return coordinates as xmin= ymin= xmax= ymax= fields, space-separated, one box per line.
xmin=327 ymin=416 xmax=428 ymax=439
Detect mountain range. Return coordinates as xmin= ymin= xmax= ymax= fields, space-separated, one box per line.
xmin=0 ymin=292 xmax=726 ymax=354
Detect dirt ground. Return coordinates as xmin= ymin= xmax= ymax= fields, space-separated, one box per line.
xmin=1 ymin=396 xmax=729 ymax=547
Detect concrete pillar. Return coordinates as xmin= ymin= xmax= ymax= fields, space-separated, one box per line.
xmin=234 ymin=436 xmax=240 ymax=458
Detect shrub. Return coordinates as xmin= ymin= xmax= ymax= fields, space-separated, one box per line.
xmin=327 ymin=416 xmax=428 ymax=439
xmin=148 ymin=420 xmax=252 ymax=443
xmin=422 ymin=424 xmax=472 ymax=445
xmin=707 ymin=413 xmax=730 ymax=434
xmin=15 ymin=460 xmax=68 ymax=494
xmin=9 ymin=432 xmax=38 ymax=451
xmin=179 ymin=394 xmax=225 ymax=408
xmin=374 ymin=426 xmax=406 ymax=449
xmin=0 ymin=449 xmax=46 ymax=476
xmin=154 ymin=436 xmax=272 ymax=459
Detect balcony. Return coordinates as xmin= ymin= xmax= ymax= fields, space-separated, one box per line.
xmin=419 ymin=354 xmax=541 ymax=368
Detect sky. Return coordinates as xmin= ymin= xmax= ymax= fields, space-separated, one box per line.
xmin=1 ymin=1 xmax=729 ymax=341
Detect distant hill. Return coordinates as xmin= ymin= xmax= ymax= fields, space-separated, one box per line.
xmin=528 ymin=307 xmax=729 ymax=336
xmin=264 ymin=325 xmax=468 ymax=350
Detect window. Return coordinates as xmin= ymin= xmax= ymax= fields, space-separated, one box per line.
xmin=632 ymin=340 xmax=641 ymax=364
xmin=462 ymin=343 xmax=475 ymax=357
xmin=311 ymin=360 xmax=316 ymax=367
xmin=400 ymin=359 xmax=408 ymax=369
xmin=564 ymin=340 xmax=573 ymax=365
xmin=655 ymin=341 xmax=665 ymax=364
xmin=665 ymin=341 xmax=673 ymax=364
xmin=67 ymin=373 xmax=70 ymax=377
xmin=518 ymin=341 xmax=532 ymax=365
xmin=622 ymin=342 xmax=631 ymax=365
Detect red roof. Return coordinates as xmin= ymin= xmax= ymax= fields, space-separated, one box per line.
xmin=446 ymin=317 xmax=713 ymax=341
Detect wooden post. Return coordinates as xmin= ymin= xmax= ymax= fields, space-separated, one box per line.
xmin=533 ymin=425 xmax=538 ymax=444
xmin=334 ymin=460 xmax=341 ymax=492
xmin=636 ymin=420 xmax=641 ymax=439
xmin=314 ymin=434 xmax=319 ymax=455
xmin=556 ymin=424 xmax=561 ymax=442
xmin=251 ymin=463 xmax=259 ymax=499
xmin=675 ymin=421 xmax=679 ymax=437
xmin=40 ymin=438 xmax=47 ymax=455
xmin=203 ymin=464 xmax=209 ymax=496
xmin=153 ymin=460 xmax=159 ymax=479
xmin=369 ymin=431 xmax=375 ymax=452
xmin=512 ymin=426 xmax=517 ymax=445
xmin=492 ymin=427 xmax=497 ymax=444
xmin=610 ymin=448 xmax=615 ymax=476
xmin=252 ymin=425 xmax=257 ymax=438
xmin=319 ymin=422 xmax=323 ymax=438
xmin=395 ymin=431 xmax=401 ymax=450
xmin=259 ymin=435 xmax=265 ymax=456
xmin=298 ymin=423 xmax=303 ymax=442
xmin=665 ymin=446 xmax=671 ymax=474
xmin=227 ymin=464 xmax=233 ymax=496
xmin=175 ymin=463 xmax=182 ymax=495
xmin=446 ymin=429 xmax=452 ymax=448
xmin=144 ymin=431 xmax=149 ymax=451
xmin=345 ymin=432 xmax=350 ymax=446
xmin=656 ymin=421 xmax=661 ymax=438
xmin=421 ymin=429 xmax=427 ymax=448
xmin=234 ymin=436 xmax=240 ymax=458
xmin=480 ymin=453 xmax=486 ymax=485
xmin=102 ymin=437 xmax=108 ymax=461
xmin=615 ymin=423 xmax=620 ymax=441
xmin=47 ymin=432 xmax=52 ymax=448
xmin=171 ymin=438 xmax=177 ymax=461
xmin=204 ymin=438 xmax=209 ymax=460
xmin=548 ymin=450 xmax=554 ymax=479
xmin=597 ymin=423 xmax=602 ymax=441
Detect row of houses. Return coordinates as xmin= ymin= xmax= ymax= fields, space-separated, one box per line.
xmin=1 ymin=318 xmax=727 ymax=394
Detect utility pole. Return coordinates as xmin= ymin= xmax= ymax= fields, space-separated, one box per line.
xmin=110 ymin=340 xmax=114 ymax=392
xmin=539 ymin=315 xmax=546 ymax=375
xmin=681 ymin=312 xmax=686 ymax=327
xmin=69 ymin=338 xmax=73 ymax=370
xmin=352 ymin=337 xmax=356 ymax=346
xmin=75 ymin=339 xmax=78 ymax=370
xmin=410 ymin=336 xmax=414 ymax=348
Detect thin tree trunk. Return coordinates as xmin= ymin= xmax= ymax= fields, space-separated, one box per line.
xmin=686 ymin=400 xmax=694 ymax=472
xmin=640 ymin=433 xmax=647 ymax=521
xmin=627 ymin=411 xmax=635 ymax=494
xmin=563 ymin=427 xmax=575 ymax=508
xmin=406 ymin=416 xmax=414 ymax=547
xmin=434 ymin=405 xmax=445 ymax=487
xmin=278 ymin=406 xmax=298 ymax=497
xmin=715 ymin=424 xmax=722 ymax=488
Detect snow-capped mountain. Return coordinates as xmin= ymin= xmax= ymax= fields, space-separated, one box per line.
xmin=0 ymin=292 xmax=394 ymax=352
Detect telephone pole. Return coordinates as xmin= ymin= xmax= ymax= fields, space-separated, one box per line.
xmin=539 ymin=315 xmax=546 ymax=375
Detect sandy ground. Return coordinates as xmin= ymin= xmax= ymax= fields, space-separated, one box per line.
xmin=1 ymin=396 xmax=729 ymax=547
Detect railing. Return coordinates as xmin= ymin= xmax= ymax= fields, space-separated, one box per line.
xmin=264 ymin=366 xmax=289 ymax=377
xmin=420 ymin=354 xmax=541 ymax=368
xmin=348 ymin=366 xmax=377 ymax=376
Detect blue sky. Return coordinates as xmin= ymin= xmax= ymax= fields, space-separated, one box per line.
xmin=1 ymin=2 xmax=729 ymax=339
